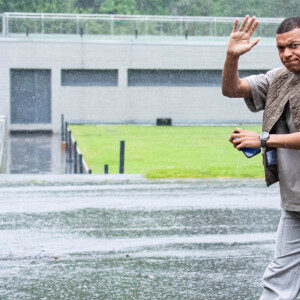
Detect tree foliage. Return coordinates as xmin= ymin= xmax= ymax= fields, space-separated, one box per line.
xmin=0 ymin=0 xmax=299 ymax=17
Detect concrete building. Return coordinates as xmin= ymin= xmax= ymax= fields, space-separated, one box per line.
xmin=0 ymin=14 xmax=283 ymax=133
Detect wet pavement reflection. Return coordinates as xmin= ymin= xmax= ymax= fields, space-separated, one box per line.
xmin=7 ymin=133 xmax=66 ymax=174
xmin=0 ymin=178 xmax=286 ymax=299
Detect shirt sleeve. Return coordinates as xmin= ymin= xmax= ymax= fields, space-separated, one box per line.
xmin=244 ymin=68 xmax=277 ymax=112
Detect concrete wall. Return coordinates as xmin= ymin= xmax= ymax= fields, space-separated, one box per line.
xmin=0 ymin=37 xmax=282 ymax=132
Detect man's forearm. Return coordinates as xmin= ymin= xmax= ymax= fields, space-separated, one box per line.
xmin=267 ymin=132 xmax=300 ymax=150
xmin=222 ymin=53 xmax=240 ymax=97
xmin=222 ymin=54 xmax=252 ymax=98
xmin=222 ymin=16 xmax=260 ymax=99
xmin=230 ymin=129 xmax=300 ymax=150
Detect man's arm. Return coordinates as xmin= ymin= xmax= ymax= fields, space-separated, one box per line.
xmin=266 ymin=133 xmax=300 ymax=150
xmin=222 ymin=54 xmax=252 ymax=98
xmin=222 ymin=16 xmax=261 ymax=98
xmin=229 ymin=128 xmax=300 ymax=151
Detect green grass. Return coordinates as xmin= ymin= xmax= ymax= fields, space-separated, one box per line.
xmin=69 ymin=125 xmax=264 ymax=179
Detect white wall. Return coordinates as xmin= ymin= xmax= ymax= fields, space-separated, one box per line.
xmin=0 ymin=37 xmax=282 ymax=132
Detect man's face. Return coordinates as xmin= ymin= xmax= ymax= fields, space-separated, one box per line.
xmin=276 ymin=28 xmax=300 ymax=74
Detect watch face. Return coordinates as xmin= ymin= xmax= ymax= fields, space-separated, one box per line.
xmin=261 ymin=132 xmax=269 ymax=139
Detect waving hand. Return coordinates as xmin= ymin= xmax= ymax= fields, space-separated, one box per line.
xmin=227 ymin=15 xmax=261 ymax=57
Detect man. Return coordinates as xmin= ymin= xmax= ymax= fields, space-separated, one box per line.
xmin=222 ymin=15 xmax=300 ymax=299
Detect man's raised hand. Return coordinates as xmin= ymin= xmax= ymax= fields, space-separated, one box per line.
xmin=227 ymin=15 xmax=261 ymax=57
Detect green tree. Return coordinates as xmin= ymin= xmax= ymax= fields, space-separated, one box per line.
xmin=74 ymin=0 xmax=104 ymax=13
xmin=99 ymin=0 xmax=139 ymax=14
xmin=0 ymin=0 xmax=77 ymax=13
xmin=135 ymin=0 xmax=179 ymax=15
xmin=260 ymin=0 xmax=300 ymax=17
xmin=172 ymin=0 xmax=213 ymax=16
xmin=1 ymin=0 xmax=300 ymax=17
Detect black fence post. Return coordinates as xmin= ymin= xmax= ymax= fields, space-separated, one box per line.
xmin=185 ymin=30 xmax=188 ymax=39
xmin=119 ymin=140 xmax=125 ymax=174
xmin=68 ymin=130 xmax=72 ymax=162
xmin=61 ymin=114 xmax=64 ymax=141
xmin=80 ymin=27 xmax=83 ymax=37
xmin=65 ymin=122 xmax=68 ymax=150
xmin=74 ymin=141 xmax=77 ymax=173
xmin=104 ymin=164 xmax=109 ymax=174
xmin=88 ymin=169 xmax=92 ymax=174
xmin=135 ymin=29 xmax=138 ymax=39
xmin=65 ymin=133 xmax=68 ymax=154
xmin=79 ymin=154 xmax=83 ymax=174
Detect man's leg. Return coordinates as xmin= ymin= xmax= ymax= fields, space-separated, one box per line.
xmin=260 ymin=210 xmax=300 ymax=300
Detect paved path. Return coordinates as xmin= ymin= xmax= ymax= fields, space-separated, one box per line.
xmin=0 ymin=177 xmax=286 ymax=299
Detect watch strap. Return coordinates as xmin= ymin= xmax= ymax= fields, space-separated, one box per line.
xmin=261 ymin=139 xmax=267 ymax=148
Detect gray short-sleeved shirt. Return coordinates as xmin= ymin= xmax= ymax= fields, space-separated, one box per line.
xmin=244 ymin=69 xmax=300 ymax=211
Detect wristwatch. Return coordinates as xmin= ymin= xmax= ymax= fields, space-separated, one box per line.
xmin=259 ymin=132 xmax=270 ymax=148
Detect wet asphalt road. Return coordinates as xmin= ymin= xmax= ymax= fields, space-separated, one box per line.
xmin=0 ymin=177 xmax=283 ymax=300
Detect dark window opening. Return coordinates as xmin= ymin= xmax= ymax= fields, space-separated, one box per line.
xmin=61 ymin=69 xmax=118 ymax=86
xmin=128 ymin=69 xmax=268 ymax=87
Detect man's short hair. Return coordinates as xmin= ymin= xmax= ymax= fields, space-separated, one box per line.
xmin=277 ymin=17 xmax=300 ymax=34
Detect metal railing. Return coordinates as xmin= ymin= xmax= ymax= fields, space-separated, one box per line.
xmin=0 ymin=12 xmax=284 ymax=39
xmin=62 ymin=117 xmax=91 ymax=174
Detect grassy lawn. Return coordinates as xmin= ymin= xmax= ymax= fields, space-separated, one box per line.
xmin=69 ymin=125 xmax=264 ymax=179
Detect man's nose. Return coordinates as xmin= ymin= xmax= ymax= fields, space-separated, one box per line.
xmin=283 ymin=47 xmax=293 ymax=58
